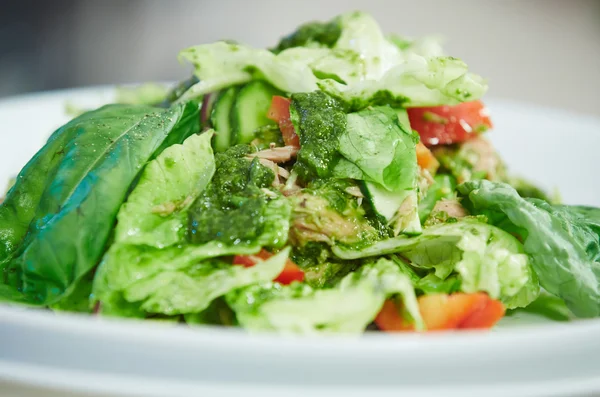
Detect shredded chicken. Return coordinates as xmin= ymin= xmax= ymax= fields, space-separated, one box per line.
xmin=248 ymin=146 xmax=299 ymax=163
xmin=278 ymin=167 xmax=290 ymax=180
xmin=261 ymin=188 xmax=279 ymax=198
xmin=344 ymin=186 xmax=364 ymax=198
xmin=281 ymin=172 xmax=301 ymax=196
xmin=431 ymin=199 xmax=468 ymax=219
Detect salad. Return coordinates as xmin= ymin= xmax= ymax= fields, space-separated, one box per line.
xmin=0 ymin=11 xmax=597 ymax=334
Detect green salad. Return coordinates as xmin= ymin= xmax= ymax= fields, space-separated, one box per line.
xmin=1 ymin=11 xmax=598 ymax=334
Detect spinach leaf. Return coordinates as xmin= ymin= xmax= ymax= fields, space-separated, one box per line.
xmin=0 ymin=109 xmax=101 ymax=262
xmin=289 ymin=91 xmax=347 ymax=180
xmin=188 ymin=145 xmax=291 ymax=248
xmin=1 ymin=102 xmax=199 ymax=305
xmin=458 ymin=180 xmax=600 ymax=317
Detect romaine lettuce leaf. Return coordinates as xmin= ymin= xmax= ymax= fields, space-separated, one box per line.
xmin=334 ymin=11 xmax=403 ymax=81
xmin=93 ymin=242 xmax=264 ymax=316
xmin=178 ymin=12 xmax=487 ymax=110
xmin=458 ymin=180 xmax=600 ymax=317
xmin=121 ymin=248 xmax=289 ymax=316
xmin=506 ymin=292 xmax=574 ymax=322
xmin=318 ymin=55 xmax=488 ymax=110
xmin=340 ymin=106 xmax=419 ymax=192
xmin=332 ymin=219 xmax=539 ymax=309
xmin=177 ymin=42 xmax=319 ymax=101
xmin=226 ymin=258 xmax=423 ymax=334
xmin=388 ymin=34 xmax=446 ymax=58
xmin=340 ymin=107 xmax=421 ymax=234
xmin=115 ymin=132 xmax=216 ymax=248
xmin=93 ymin=135 xmax=290 ymax=317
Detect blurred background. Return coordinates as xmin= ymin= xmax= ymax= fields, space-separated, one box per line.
xmin=1 ymin=0 xmax=599 ymax=115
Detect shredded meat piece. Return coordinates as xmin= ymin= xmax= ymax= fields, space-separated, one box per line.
xmin=248 ymin=146 xmax=299 ymax=163
xmin=344 ymin=186 xmax=364 ymax=198
xmin=431 ymin=199 xmax=468 ymax=219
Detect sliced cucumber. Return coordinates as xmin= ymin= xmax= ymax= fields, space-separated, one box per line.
xmin=210 ymin=87 xmax=239 ymax=152
xmin=231 ymin=81 xmax=281 ymax=145
xmin=362 ymin=181 xmax=422 ymax=235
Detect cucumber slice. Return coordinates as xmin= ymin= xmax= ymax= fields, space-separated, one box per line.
xmin=231 ymin=81 xmax=281 ymax=145
xmin=210 ymin=87 xmax=239 ymax=152
xmin=362 ymin=181 xmax=422 ymax=235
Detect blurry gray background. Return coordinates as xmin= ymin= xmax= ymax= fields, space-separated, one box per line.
xmin=1 ymin=0 xmax=599 ymax=115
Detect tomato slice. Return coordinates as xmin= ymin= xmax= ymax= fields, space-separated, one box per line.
xmin=267 ymin=96 xmax=300 ymax=148
xmin=375 ymin=293 xmax=505 ymax=332
xmin=407 ymin=101 xmax=493 ymax=147
xmin=233 ymin=249 xmax=304 ymax=285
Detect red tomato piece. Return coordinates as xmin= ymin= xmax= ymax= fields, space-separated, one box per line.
xmin=459 ymin=297 xmax=506 ymax=329
xmin=375 ymin=299 xmax=412 ymax=331
xmin=407 ymin=101 xmax=493 ymax=147
xmin=375 ymin=293 xmax=505 ymax=332
xmin=267 ymin=96 xmax=300 ymax=148
xmin=233 ymin=249 xmax=304 ymax=285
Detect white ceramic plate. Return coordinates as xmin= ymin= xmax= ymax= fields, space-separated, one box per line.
xmin=1 ymin=88 xmax=600 ymax=397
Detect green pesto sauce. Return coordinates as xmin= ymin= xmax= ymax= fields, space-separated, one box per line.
xmin=291 ymin=242 xmax=362 ymax=288
xmin=290 ymin=91 xmax=347 ymax=181
xmin=271 ymin=19 xmax=342 ymax=54
xmin=252 ymin=125 xmax=284 ymax=150
xmin=188 ymin=145 xmax=275 ymax=245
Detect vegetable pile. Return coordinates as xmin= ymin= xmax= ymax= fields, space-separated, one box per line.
xmin=1 ymin=12 xmax=597 ymax=334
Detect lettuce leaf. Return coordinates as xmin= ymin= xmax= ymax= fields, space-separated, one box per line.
xmin=507 ymin=292 xmax=573 ymax=322
xmin=339 ymin=107 xmax=420 ymax=233
xmin=340 ymin=106 xmax=419 ymax=192
xmin=177 ymin=42 xmax=318 ymax=101
xmin=318 ymin=56 xmax=487 ymax=110
xmin=458 ymin=180 xmax=600 ymax=317
xmin=115 ymin=132 xmax=216 ymax=248
xmin=93 ymin=134 xmax=291 ymax=317
xmin=332 ymin=220 xmax=539 ymax=309
xmin=226 ymin=258 xmax=422 ymax=334
xmin=177 ymin=12 xmax=487 ymax=109
xmin=121 ymin=248 xmax=289 ymax=316
xmin=93 ymin=242 xmax=264 ymax=316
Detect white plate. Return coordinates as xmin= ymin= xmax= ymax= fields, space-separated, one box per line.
xmin=1 ymin=88 xmax=600 ymax=397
